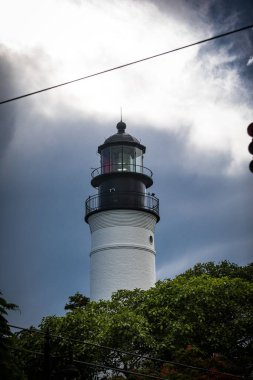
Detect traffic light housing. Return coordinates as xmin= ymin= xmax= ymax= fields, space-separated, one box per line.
xmin=247 ymin=123 xmax=253 ymax=173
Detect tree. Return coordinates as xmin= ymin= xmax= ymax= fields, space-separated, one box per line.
xmin=14 ymin=262 xmax=253 ymax=379
xmin=177 ymin=260 xmax=253 ymax=281
xmin=143 ymin=275 xmax=253 ymax=359
xmin=0 ymin=291 xmax=25 ymax=380
xmin=64 ymin=292 xmax=90 ymax=311
xmin=0 ymin=291 xmax=18 ymax=343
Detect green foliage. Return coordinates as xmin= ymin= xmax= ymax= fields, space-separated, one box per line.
xmin=144 ymin=275 xmax=253 ymax=358
xmin=14 ymin=261 xmax=253 ymax=379
xmin=0 ymin=291 xmax=18 ymax=339
xmin=0 ymin=292 xmax=25 ymax=380
xmin=178 ymin=260 xmax=253 ymax=281
xmin=64 ymin=291 xmax=90 ymax=311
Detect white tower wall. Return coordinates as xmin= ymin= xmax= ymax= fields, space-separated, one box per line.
xmin=88 ymin=209 xmax=157 ymax=300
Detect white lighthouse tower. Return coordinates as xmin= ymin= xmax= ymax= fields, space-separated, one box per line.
xmin=85 ymin=121 xmax=160 ymax=300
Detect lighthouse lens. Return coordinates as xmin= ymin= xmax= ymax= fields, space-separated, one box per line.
xmin=111 ymin=147 xmax=122 ymax=171
xmin=101 ymin=145 xmax=144 ymax=174
xmin=122 ymin=146 xmax=134 ymax=171
xmin=101 ymin=147 xmax=110 ymax=174
xmin=135 ymin=147 xmax=143 ymax=171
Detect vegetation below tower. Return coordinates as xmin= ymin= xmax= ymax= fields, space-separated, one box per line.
xmin=1 ymin=261 xmax=253 ymax=379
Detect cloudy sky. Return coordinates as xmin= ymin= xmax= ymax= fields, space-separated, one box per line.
xmin=1 ymin=0 xmax=253 ymax=327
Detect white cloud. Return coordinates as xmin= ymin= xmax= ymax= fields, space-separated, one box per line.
xmin=1 ymin=0 xmax=252 ymax=173
xmin=247 ymin=56 xmax=253 ymax=66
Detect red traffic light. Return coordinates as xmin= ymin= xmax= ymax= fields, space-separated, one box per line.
xmin=247 ymin=123 xmax=253 ymax=137
xmin=249 ymin=141 xmax=253 ymax=155
xmin=250 ymin=160 xmax=253 ymax=173
xmin=247 ymin=123 xmax=253 ymax=174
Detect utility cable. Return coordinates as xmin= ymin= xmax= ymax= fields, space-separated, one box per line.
xmin=7 ymin=345 xmax=242 ymax=379
xmin=6 ymin=345 xmax=176 ymax=379
xmin=8 ymin=324 xmax=244 ymax=378
xmin=0 ymin=23 xmax=252 ymax=105
xmin=8 ymin=324 xmax=212 ymax=371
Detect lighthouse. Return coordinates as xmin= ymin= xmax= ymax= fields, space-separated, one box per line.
xmin=85 ymin=121 xmax=160 ymax=300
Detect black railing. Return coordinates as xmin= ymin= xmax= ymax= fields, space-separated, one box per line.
xmin=91 ymin=164 xmax=153 ymax=178
xmin=85 ymin=191 xmax=159 ymax=221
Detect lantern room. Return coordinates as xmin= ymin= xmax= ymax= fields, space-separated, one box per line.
xmin=90 ymin=121 xmax=153 ymax=188
xmin=86 ymin=120 xmax=159 ymax=222
xmin=98 ymin=121 xmax=145 ymax=175
xmin=99 ymin=144 xmax=144 ymax=174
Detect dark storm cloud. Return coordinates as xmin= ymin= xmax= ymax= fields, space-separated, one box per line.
xmin=147 ymin=0 xmax=253 ymax=28
xmin=0 ymin=45 xmax=55 ymax=159
xmin=0 ymin=47 xmax=19 ymax=158
xmin=0 ymin=109 xmax=120 ymax=326
xmin=142 ymin=126 xmax=253 ymax=277
xmin=144 ymin=0 xmax=253 ymax=107
xmin=206 ymin=0 xmax=253 ymax=27
xmin=197 ymin=0 xmax=253 ymax=89
xmin=1 ymin=0 xmax=252 ymax=327
xmin=1 ymin=111 xmax=252 ymax=326
xmin=147 ymin=0 xmax=253 ymax=81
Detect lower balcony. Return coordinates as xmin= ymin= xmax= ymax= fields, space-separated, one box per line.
xmin=85 ymin=191 xmax=159 ymax=222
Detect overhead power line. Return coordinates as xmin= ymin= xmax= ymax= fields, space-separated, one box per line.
xmin=0 ymin=23 xmax=253 ymax=105
xmin=9 ymin=324 xmax=244 ymax=378
xmin=7 ymin=345 xmax=171 ymax=380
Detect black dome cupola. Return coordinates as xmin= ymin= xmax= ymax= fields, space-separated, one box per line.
xmin=116 ymin=120 xmax=126 ymax=133
xmin=85 ymin=121 xmax=159 ymax=222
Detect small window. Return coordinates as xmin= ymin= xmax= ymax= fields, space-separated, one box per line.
xmin=149 ymin=235 xmax=153 ymax=244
